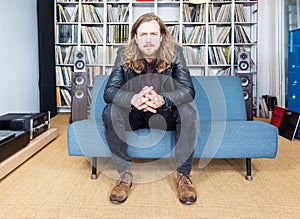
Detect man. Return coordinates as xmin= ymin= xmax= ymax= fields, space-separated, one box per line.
xmin=102 ymin=13 xmax=198 ymax=205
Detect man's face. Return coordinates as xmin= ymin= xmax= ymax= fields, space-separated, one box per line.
xmin=135 ymin=20 xmax=162 ymax=60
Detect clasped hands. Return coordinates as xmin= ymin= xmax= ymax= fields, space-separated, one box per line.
xmin=130 ymin=86 xmax=164 ymax=113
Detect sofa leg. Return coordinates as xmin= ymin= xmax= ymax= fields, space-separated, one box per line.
xmin=245 ymin=158 xmax=253 ymax=181
xmin=91 ymin=157 xmax=97 ymax=180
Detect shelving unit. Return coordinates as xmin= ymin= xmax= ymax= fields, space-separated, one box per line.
xmin=286 ymin=0 xmax=300 ymax=31
xmin=54 ymin=0 xmax=258 ymax=113
xmin=287 ymin=0 xmax=300 ymax=138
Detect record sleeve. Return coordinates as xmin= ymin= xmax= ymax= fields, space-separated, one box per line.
xmin=278 ymin=109 xmax=300 ymax=141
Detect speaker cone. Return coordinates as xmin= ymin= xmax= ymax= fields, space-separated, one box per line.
xmin=239 ymin=52 xmax=248 ymax=60
xmin=75 ymin=89 xmax=84 ymax=99
xmin=75 ymin=75 xmax=85 ymax=85
xmin=240 ymin=76 xmax=250 ymax=87
xmin=239 ymin=61 xmax=249 ymax=71
xmin=75 ymin=60 xmax=85 ymax=70
xmin=76 ymin=51 xmax=84 ymax=59
xmin=243 ymin=90 xmax=249 ymax=100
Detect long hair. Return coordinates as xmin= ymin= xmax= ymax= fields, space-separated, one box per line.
xmin=122 ymin=13 xmax=178 ymax=74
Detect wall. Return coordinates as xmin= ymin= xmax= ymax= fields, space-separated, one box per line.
xmin=0 ymin=0 xmax=39 ymax=116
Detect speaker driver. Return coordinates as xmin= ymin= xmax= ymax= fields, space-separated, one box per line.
xmin=76 ymin=51 xmax=84 ymax=59
xmin=239 ymin=52 xmax=248 ymax=60
xmin=75 ymin=60 xmax=85 ymax=70
xmin=75 ymin=89 xmax=85 ymax=99
xmin=239 ymin=61 xmax=249 ymax=71
xmin=243 ymin=90 xmax=250 ymax=100
xmin=75 ymin=75 xmax=85 ymax=85
xmin=240 ymin=76 xmax=250 ymax=87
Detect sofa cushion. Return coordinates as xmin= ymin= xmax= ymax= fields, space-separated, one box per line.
xmin=192 ymin=76 xmax=247 ymax=121
xmin=68 ymin=119 xmax=278 ymax=159
xmin=195 ymin=120 xmax=278 ymax=158
xmin=68 ymin=120 xmax=111 ymax=157
xmin=68 ymin=119 xmax=174 ymax=158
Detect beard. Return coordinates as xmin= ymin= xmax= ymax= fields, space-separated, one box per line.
xmin=136 ymin=38 xmax=162 ymax=59
xmin=142 ymin=45 xmax=158 ymax=57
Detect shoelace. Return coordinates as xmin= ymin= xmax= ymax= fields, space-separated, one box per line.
xmin=116 ymin=172 xmax=132 ymax=186
xmin=178 ymin=175 xmax=192 ymax=186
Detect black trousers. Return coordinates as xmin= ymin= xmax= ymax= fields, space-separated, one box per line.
xmin=102 ymin=103 xmax=198 ymax=175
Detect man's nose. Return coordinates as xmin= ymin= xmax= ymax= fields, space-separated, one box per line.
xmin=145 ymin=34 xmax=151 ymax=42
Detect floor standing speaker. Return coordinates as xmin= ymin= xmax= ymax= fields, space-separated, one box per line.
xmin=71 ymin=51 xmax=88 ymax=123
xmin=237 ymin=73 xmax=253 ymax=120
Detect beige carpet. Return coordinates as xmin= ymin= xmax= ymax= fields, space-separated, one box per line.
xmin=0 ymin=113 xmax=300 ymax=218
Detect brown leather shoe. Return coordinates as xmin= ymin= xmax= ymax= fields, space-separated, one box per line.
xmin=110 ymin=172 xmax=133 ymax=204
xmin=177 ymin=173 xmax=197 ymax=205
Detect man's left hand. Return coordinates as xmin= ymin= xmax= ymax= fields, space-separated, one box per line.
xmin=137 ymin=86 xmax=165 ymax=113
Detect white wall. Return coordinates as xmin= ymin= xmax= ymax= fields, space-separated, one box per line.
xmin=0 ymin=0 xmax=39 ymax=116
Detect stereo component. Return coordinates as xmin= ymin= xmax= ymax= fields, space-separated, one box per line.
xmin=74 ymin=51 xmax=86 ymax=72
xmin=71 ymin=50 xmax=88 ymax=123
xmin=0 ymin=112 xmax=50 ymax=140
xmin=237 ymin=51 xmax=251 ymax=72
xmin=237 ymin=73 xmax=253 ymax=120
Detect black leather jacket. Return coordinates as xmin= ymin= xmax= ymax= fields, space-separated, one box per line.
xmin=103 ymin=46 xmax=195 ymax=110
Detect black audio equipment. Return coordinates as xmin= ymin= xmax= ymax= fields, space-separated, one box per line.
xmin=0 ymin=131 xmax=30 ymax=163
xmin=0 ymin=131 xmax=15 ymax=145
xmin=71 ymin=51 xmax=88 ymax=123
xmin=0 ymin=112 xmax=50 ymax=140
xmin=237 ymin=73 xmax=253 ymax=120
xmin=237 ymin=51 xmax=251 ymax=72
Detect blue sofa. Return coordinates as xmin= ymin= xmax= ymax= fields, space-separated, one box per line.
xmin=67 ymin=75 xmax=278 ymax=181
